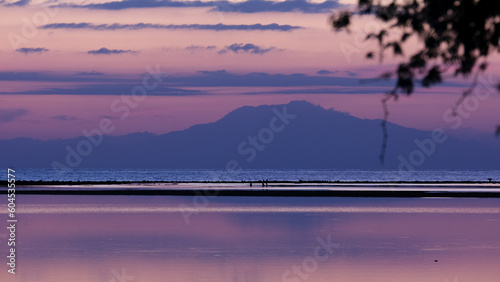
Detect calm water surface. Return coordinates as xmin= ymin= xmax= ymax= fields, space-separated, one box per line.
xmin=1 ymin=195 xmax=499 ymax=282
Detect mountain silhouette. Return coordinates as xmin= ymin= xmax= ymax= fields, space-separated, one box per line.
xmin=2 ymin=101 xmax=499 ymax=170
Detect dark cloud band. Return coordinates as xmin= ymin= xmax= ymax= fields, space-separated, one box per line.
xmin=218 ymin=43 xmax=277 ymax=54
xmin=87 ymin=47 xmax=137 ymax=55
xmin=15 ymin=47 xmax=49 ymax=54
xmin=0 ymin=70 xmax=396 ymax=96
xmin=40 ymin=22 xmax=301 ymax=32
xmin=54 ymin=0 xmax=341 ymax=14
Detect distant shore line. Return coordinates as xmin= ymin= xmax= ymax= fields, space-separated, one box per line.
xmin=1 ymin=180 xmax=500 ymax=198
xmin=1 ymin=180 xmax=499 ymax=186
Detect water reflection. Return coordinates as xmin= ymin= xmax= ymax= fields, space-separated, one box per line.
xmin=1 ymin=196 xmax=499 ymax=282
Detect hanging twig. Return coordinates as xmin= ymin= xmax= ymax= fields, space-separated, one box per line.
xmin=379 ymin=91 xmax=397 ymax=164
xmin=451 ymin=69 xmax=480 ymax=116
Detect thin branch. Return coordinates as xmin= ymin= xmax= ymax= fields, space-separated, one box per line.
xmin=451 ymin=69 xmax=480 ymax=116
xmin=379 ymin=92 xmax=397 ymax=164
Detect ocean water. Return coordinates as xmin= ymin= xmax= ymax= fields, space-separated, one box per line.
xmin=4 ymin=168 xmax=500 ymax=182
xmin=1 ymin=196 xmax=499 ymax=282
xmin=2 ymin=170 xmax=500 ymax=282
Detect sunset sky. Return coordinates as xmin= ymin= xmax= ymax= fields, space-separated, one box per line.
xmin=1 ymin=0 xmax=499 ymax=140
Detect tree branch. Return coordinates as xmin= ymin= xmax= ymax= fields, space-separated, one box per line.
xmin=379 ymin=92 xmax=397 ymax=164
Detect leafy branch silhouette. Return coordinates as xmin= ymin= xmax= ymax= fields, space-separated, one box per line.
xmin=330 ymin=0 xmax=500 ymax=163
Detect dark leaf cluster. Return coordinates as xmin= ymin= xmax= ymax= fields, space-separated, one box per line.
xmin=331 ymin=0 xmax=500 ymax=95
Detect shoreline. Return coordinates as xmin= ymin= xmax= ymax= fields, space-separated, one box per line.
xmin=2 ymin=181 xmax=500 ymax=198
xmin=1 ymin=180 xmax=499 ymax=186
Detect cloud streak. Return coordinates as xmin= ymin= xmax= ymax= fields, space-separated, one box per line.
xmin=87 ymin=47 xmax=137 ymax=55
xmin=181 ymin=70 xmax=373 ymax=87
xmin=185 ymin=43 xmax=279 ymax=54
xmin=41 ymin=22 xmax=302 ymax=32
xmin=185 ymin=45 xmax=217 ymax=52
xmin=218 ymin=43 xmax=277 ymax=54
xmin=15 ymin=47 xmax=49 ymax=54
xmin=212 ymin=0 xmax=341 ymax=14
xmin=317 ymin=69 xmax=358 ymax=77
xmin=0 ymin=71 xmax=126 ymax=82
xmin=0 ymin=70 xmax=468 ymax=95
xmin=0 ymin=83 xmax=202 ymax=96
xmin=3 ymin=0 xmax=30 ymax=7
xmin=317 ymin=70 xmax=336 ymax=75
xmin=55 ymin=0 xmax=341 ymax=13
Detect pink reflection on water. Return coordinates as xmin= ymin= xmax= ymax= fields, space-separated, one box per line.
xmin=0 ymin=196 xmax=499 ymax=282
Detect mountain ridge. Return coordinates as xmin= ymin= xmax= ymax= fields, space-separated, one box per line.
xmin=1 ymin=100 xmax=499 ymax=170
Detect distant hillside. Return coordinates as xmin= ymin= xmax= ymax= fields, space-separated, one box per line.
xmin=1 ymin=101 xmax=499 ymax=170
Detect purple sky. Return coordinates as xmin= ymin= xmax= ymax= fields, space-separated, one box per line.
xmin=1 ymin=0 xmax=499 ymax=140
